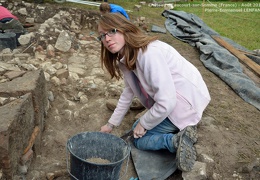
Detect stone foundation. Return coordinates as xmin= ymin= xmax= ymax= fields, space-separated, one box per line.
xmin=0 ymin=70 xmax=47 ymax=179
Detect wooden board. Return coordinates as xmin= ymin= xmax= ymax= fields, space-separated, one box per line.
xmin=211 ymin=35 xmax=260 ymax=77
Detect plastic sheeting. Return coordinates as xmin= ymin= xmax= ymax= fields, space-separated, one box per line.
xmin=162 ymin=10 xmax=260 ymax=111
xmin=130 ymin=139 xmax=177 ymax=180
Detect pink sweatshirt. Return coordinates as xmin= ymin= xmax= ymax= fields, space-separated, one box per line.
xmin=0 ymin=6 xmax=18 ymax=20
xmin=108 ymin=40 xmax=211 ymax=131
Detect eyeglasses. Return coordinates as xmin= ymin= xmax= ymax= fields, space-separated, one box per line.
xmin=97 ymin=29 xmax=117 ymax=41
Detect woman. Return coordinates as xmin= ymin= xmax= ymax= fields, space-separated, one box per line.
xmin=99 ymin=13 xmax=211 ymax=172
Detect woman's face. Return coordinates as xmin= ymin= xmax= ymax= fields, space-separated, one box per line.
xmin=98 ymin=26 xmax=125 ymax=55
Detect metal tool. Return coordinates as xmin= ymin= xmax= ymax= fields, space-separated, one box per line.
xmin=120 ymin=129 xmax=133 ymax=141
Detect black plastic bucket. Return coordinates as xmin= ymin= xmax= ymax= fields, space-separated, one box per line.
xmin=4 ymin=29 xmax=25 ymax=46
xmin=0 ymin=32 xmax=17 ymax=50
xmin=67 ymin=132 xmax=131 ymax=180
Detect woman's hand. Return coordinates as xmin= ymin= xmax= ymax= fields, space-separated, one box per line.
xmin=100 ymin=122 xmax=114 ymax=133
xmin=133 ymin=122 xmax=147 ymax=138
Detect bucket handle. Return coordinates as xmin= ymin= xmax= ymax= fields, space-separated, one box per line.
xmin=66 ymin=143 xmax=131 ymax=180
xmin=66 ymin=146 xmax=79 ymax=180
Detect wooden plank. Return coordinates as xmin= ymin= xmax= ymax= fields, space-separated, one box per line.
xmin=237 ymin=49 xmax=258 ymax=56
xmin=212 ymin=35 xmax=260 ymax=77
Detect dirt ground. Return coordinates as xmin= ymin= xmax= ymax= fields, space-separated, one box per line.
xmin=9 ymin=2 xmax=259 ymax=180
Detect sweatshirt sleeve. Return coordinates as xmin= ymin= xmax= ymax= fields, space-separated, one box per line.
xmin=108 ymin=79 xmax=134 ymax=126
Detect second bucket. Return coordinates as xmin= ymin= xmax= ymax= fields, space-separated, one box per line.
xmin=67 ymin=131 xmax=131 ymax=180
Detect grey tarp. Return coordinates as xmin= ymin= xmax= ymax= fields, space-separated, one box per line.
xmin=130 ymin=140 xmax=177 ymax=180
xmin=162 ymin=10 xmax=260 ymax=111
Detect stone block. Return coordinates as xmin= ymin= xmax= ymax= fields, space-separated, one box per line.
xmin=0 ymin=93 xmax=34 ymax=179
xmin=182 ymin=161 xmax=207 ymax=180
xmin=56 ymin=69 xmax=69 ymax=79
xmin=134 ymin=5 xmax=142 ymax=11
xmin=1 ymin=53 xmax=14 ymax=62
xmin=3 ymin=70 xmax=26 ymax=80
xmin=0 ymin=69 xmax=47 ymax=133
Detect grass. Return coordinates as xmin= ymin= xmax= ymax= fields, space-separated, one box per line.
xmin=172 ymin=0 xmax=260 ymax=51
xmin=43 ymin=0 xmax=259 ymax=50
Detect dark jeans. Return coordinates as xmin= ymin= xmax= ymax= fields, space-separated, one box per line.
xmin=132 ymin=118 xmax=179 ymax=153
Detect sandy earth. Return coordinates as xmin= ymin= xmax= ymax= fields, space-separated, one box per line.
xmin=4 ymin=1 xmax=259 ymax=180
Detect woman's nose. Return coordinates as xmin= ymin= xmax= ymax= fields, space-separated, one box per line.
xmin=105 ymin=34 xmax=111 ymax=41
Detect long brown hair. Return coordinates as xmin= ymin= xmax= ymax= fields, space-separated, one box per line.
xmin=97 ymin=13 xmax=158 ymax=80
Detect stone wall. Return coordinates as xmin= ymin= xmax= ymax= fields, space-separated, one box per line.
xmin=0 ymin=0 xmax=100 ymax=178
xmin=0 ymin=70 xmax=47 ymax=179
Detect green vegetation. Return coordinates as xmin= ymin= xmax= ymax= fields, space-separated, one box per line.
xmin=171 ymin=0 xmax=259 ymax=50
xmin=44 ymin=0 xmax=259 ymax=50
